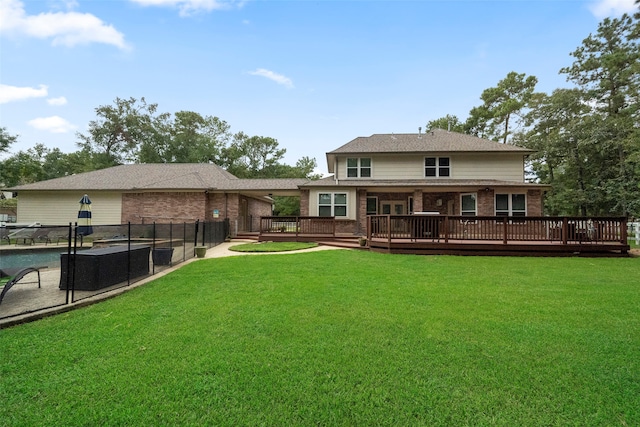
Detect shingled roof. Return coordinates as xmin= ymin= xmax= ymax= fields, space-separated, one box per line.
xmin=8 ymin=163 xmax=307 ymax=192
xmin=327 ymin=129 xmax=533 ymax=163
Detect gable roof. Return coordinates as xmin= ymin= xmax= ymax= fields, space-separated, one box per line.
xmin=8 ymin=163 xmax=307 ymax=193
xmin=327 ymin=129 xmax=534 ymax=172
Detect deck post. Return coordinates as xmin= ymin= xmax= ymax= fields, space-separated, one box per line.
xmin=296 ymin=216 xmax=299 ymax=239
xmin=562 ymin=217 xmax=568 ymax=244
xmin=443 ymin=216 xmax=449 ymax=243
xmin=367 ymin=216 xmax=371 ymax=241
xmin=387 ymin=215 xmax=392 ymax=248
xmin=620 ymin=217 xmax=627 ymax=244
xmin=503 ymin=216 xmax=508 ymax=244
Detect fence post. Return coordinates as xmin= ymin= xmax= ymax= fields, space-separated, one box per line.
xmin=152 ymin=222 xmax=156 ymax=275
xmin=127 ymin=222 xmax=131 ymax=285
xmin=64 ymin=223 xmax=72 ymax=304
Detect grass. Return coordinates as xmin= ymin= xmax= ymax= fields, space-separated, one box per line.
xmin=229 ymin=241 xmax=318 ymax=252
xmin=1 ymin=251 xmax=639 ymax=426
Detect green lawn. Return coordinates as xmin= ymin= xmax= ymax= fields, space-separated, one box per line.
xmin=1 ymin=251 xmax=639 ymax=426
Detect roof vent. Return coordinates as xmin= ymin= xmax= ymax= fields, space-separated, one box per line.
xmin=418 ymin=127 xmax=422 ymax=138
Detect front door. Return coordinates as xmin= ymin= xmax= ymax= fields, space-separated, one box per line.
xmin=381 ymin=201 xmax=406 ymax=215
xmin=381 ymin=201 xmax=407 ymax=233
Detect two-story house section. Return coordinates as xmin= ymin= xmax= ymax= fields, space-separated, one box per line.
xmin=300 ymin=129 xmax=550 ymax=235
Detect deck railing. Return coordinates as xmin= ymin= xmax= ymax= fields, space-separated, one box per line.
xmin=368 ymin=215 xmax=628 ymax=245
xmin=259 ymin=216 xmax=336 ymax=237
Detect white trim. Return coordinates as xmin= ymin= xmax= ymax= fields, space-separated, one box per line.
xmin=424 ymin=156 xmax=451 ymax=178
xmin=495 ymin=193 xmax=527 ymax=216
xmin=460 ymin=193 xmax=477 ymax=216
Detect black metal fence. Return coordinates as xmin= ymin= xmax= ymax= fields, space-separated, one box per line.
xmin=0 ymin=219 xmax=229 ymax=322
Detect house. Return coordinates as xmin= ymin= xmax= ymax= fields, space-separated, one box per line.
xmin=299 ymin=129 xmax=550 ymax=235
xmin=7 ymin=130 xmax=548 ymax=237
xmin=8 ymin=163 xmax=307 ymax=233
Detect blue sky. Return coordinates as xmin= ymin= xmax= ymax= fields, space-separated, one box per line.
xmin=0 ymin=0 xmax=637 ymax=173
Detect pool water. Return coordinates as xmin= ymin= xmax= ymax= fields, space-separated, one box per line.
xmin=0 ymin=248 xmax=71 ymax=270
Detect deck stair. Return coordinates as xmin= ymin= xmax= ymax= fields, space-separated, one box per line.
xmin=234 ymin=232 xmax=260 ymax=241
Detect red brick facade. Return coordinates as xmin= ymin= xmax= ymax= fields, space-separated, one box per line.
xmin=300 ymin=190 xmax=310 ymax=216
xmin=121 ymin=191 xmax=272 ymax=231
xmin=121 ymin=192 xmax=208 ymax=224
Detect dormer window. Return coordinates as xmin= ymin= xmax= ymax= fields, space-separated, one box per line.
xmin=425 ymin=157 xmax=450 ymax=177
xmin=347 ymin=158 xmax=371 ymax=178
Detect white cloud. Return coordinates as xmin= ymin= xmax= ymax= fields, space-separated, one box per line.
xmin=249 ymin=68 xmax=294 ymax=89
xmin=588 ymin=0 xmax=637 ymax=18
xmin=0 ymin=83 xmax=48 ymax=104
xmin=0 ymin=0 xmax=130 ymax=50
xmin=130 ymin=0 xmax=243 ymax=17
xmin=27 ymin=116 xmax=76 ymax=133
xmin=47 ymin=96 xmax=68 ymax=106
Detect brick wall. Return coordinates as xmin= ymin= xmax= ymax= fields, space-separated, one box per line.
xmin=477 ymin=189 xmax=495 ymax=216
xmin=335 ymin=219 xmax=357 ymax=234
xmin=413 ymin=190 xmax=423 ymax=213
xmin=248 ymin=197 xmax=273 ymax=231
xmin=421 ymin=193 xmax=451 ymax=214
xmin=122 ymin=192 xmax=207 ymax=224
xmin=527 ymin=189 xmax=543 ymax=216
xmin=300 ymin=190 xmax=309 ymax=216
xmin=357 ymin=189 xmax=367 ymax=235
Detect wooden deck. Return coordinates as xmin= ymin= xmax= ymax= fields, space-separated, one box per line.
xmin=257 ymin=215 xmax=630 ymax=256
xmin=367 ymin=237 xmax=629 ymax=256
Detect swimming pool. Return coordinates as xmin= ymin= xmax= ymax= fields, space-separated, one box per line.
xmin=0 ymin=247 xmax=71 ymax=270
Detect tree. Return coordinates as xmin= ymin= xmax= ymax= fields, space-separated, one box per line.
xmin=465 ymin=71 xmax=539 ymax=143
xmin=162 ymin=111 xmax=230 ymax=164
xmin=77 ymin=97 xmax=170 ymax=168
xmin=0 ymin=127 xmax=17 ymax=156
xmin=426 ymin=115 xmax=465 ymax=133
xmin=0 ymin=144 xmax=90 ymax=187
xmin=515 ymin=89 xmax=591 ymax=215
xmin=560 ymin=13 xmax=640 ymax=217
xmin=223 ymin=133 xmax=287 ymax=178
xmin=0 ymin=145 xmax=48 ymax=187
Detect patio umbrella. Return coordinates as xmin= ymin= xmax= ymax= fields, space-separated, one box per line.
xmin=77 ymin=194 xmax=93 ymax=237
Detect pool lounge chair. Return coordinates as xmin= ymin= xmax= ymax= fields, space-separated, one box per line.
xmin=0 ymin=267 xmax=43 ymax=304
xmin=1 ymin=227 xmax=10 ymax=244
xmin=16 ymin=228 xmax=52 ymax=246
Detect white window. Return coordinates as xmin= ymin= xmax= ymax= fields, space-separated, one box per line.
xmin=495 ymin=194 xmax=526 ymax=217
xmin=425 ymin=157 xmax=450 ymax=177
xmin=461 ymin=193 xmax=477 ymax=216
xmin=347 ymin=158 xmax=371 ymax=178
xmin=319 ymin=193 xmax=347 ymax=217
